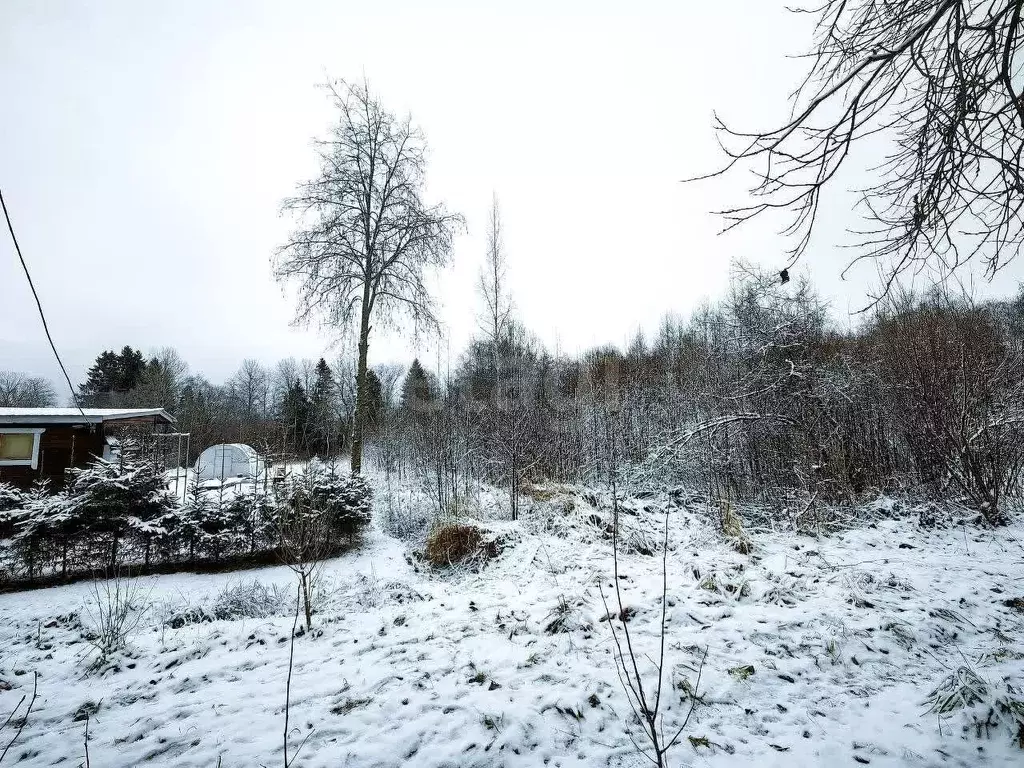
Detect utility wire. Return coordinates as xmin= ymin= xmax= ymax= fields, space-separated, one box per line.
xmin=1 ymin=187 xmax=86 ymax=416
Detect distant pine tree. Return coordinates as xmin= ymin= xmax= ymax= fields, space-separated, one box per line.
xmin=117 ymin=346 xmax=147 ymax=391
xmin=309 ymin=359 xmax=337 ymax=457
xmin=79 ymin=351 xmax=120 ymax=405
xmin=400 ymin=359 xmax=436 ymax=414
xmin=79 ymin=346 xmax=147 ymax=406
xmin=280 ymin=379 xmax=312 ymax=455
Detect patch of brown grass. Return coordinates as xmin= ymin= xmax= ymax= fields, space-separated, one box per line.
xmin=425 ymin=524 xmax=484 ymax=566
xmin=722 ymin=502 xmax=753 ymax=555
xmin=519 ymin=482 xmax=567 ymax=502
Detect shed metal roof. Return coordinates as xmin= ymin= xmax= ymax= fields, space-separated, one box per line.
xmin=0 ymin=408 xmax=176 ymax=425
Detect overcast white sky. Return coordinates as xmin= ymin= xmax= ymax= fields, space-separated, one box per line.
xmin=2 ymin=0 xmax=1021 ymax=394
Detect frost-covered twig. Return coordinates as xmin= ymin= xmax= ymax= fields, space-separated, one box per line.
xmin=0 ymin=671 xmax=37 ymax=765
xmin=600 ymin=406 xmax=704 ymax=768
xmin=83 ymin=712 xmax=91 ymax=768
xmin=283 ymin=585 xmax=300 ymax=768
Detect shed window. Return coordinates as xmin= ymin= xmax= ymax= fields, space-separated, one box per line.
xmin=0 ymin=429 xmax=45 ymax=468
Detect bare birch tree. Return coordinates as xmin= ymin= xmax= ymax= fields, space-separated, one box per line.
xmin=275 ymin=79 xmax=463 ymax=473
xmin=478 ymin=193 xmax=513 ymax=395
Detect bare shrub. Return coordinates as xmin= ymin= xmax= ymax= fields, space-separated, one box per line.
xmin=871 ymin=293 xmax=1024 ymax=525
xmin=379 ymin=484 xmax=432 ymax=541
xmin=212 ymin=579 xmax=287 ymax=621
xmin=600 ymin=408 xmax=706 ymax=768
xmin=83 ymin=571 xmax=150 ymax=661
xmin=277 ymin=505 xmax=331 ymax=630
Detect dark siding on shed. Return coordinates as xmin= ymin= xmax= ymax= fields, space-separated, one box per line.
xmin=0 ymin=425 xmax=105 ymax=489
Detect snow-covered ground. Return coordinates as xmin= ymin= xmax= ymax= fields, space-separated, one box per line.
xmin=1 ymin=484 xmax=1022 ymax=767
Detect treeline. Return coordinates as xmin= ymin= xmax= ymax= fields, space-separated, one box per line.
xmin=4 ymin=270 xmax=1023 ymax=526
xmin=383 ymin=272 xmax=1024 ymax=526
xmin=0 ymin=371 xmax=57 ymax=407
xmin=9 ymin=348 xmax=389 ymax=460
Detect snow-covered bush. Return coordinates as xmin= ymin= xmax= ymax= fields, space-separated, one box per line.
xmin=926 ymin=665 xmax=1024 ymax=747
xmin=172 ymin=476 xmax=206 ymax=561
xmin=280 ymin=460 xmax=373 ymax=545
xmin=0 ymin=480 xmax=22 ymax=521
xmin=0 ymin=456 xmax=374 ymax=583
xmin=379 ymin=484 xmax=433 ymax=541
xmin=0 ymin=483 xmax=21 ymax=576
xmin=9 ymin=480 xmax=53 ymax=578
xmin=9 ymin=480 xmax=79 ymax=578
xmin=211 ymin=579 xmax=286 ymax=620
xmin=228 ymin=492 xmax=277 ymax=555
xmin=65 ymin=443 xmax=177 ymax=569
xmin=202 ymin=488 xmax=254 ymax=562
xmin=543 ymin=595 xmax=593 ymax=635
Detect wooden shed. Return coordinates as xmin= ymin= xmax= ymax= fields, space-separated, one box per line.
xmin=0 ymin=408 xmax=175 ymax=489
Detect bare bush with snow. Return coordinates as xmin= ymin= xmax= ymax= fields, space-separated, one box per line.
xmin=82 ymin=571 xmax=151 ymax=663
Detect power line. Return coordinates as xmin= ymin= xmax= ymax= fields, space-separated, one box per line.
xmin=1 ymin=187 xmax=86 ymax=415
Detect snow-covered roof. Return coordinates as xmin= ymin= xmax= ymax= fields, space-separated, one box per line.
xmin=0 ymin=408 xmax=176 ymax=425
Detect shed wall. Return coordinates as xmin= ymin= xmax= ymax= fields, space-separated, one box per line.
xmin=0 ymin=425 xmax=105 ymax=489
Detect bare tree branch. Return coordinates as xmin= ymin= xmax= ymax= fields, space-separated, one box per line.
xmin=698 ymin=1 xmax=1024 ymax=301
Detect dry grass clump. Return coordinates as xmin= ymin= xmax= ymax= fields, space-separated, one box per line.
xmin=425 ymin=524 xmax=484 ymax=566
xmin=520 ymin=481 xmax=568 ymax=502
xmin=721 ymin=502 xmax=753 ymax=555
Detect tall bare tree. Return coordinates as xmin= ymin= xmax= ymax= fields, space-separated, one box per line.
xmin=273 ymin=358 xmax=300 ymax=407
xmin=228 ymin=359 xmax=269 ymax=441
xmin=478 ymin=193 xmax=513 ymax=394
xmin=703 ymin=1 xmax=1024 ymax=298
xmin=275 ymin=79 xmax=462 ymax=473
xmin=474 ymin=195 xmax=536 ymax=517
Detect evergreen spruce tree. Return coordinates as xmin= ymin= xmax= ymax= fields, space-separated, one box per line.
xmin=66 ymin=440 xmax=176 ymax=569
xmin=287 ymin=459 xmax=373 ymax=546
xmin=280 ymin=379 xmax=312 ymax=456
xmin=0 ymin=481 xmax=23 ymax=536
xmin=79 ymin=346 xmax=147 ymax=406
xmin=177 ymin=472 xmax=215 ymax=561
xmin=309 ymin=358 xmax=337 ymax=457
xmin=10 ymin=480 xmax=58 ymax=578
xmin=400 ymin=359 xmax=435 ymax=415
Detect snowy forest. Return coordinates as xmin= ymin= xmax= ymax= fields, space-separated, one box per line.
xmin=3 ymin=2 xmax=1024 ymax=767
xmin=6 ymin=265 xmax=1024 ymax=535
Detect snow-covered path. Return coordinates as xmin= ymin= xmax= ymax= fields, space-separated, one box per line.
xmin=1 ymin=493 xmax=1022 ymax=767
